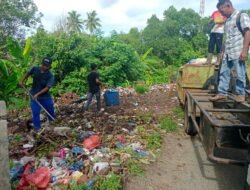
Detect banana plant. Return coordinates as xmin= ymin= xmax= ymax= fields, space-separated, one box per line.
xmin=141 ymin=47 xmax=153 ymax=62
xmin=0 ymin=37 xmax=32 ymax=103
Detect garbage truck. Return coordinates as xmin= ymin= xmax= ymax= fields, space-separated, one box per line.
xmin=177 ymin=60 xmax=250 ymax=189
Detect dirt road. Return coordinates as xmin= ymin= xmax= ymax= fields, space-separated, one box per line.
xmin=125 ymin=132 xmax=248 ymax=190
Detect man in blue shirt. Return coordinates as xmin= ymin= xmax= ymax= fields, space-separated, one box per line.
xmin=19 ymin=57 xmax=55 ymax=131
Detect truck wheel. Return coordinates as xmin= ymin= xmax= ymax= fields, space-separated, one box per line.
xmin=184 ymin=100 xmax=197 ymax=136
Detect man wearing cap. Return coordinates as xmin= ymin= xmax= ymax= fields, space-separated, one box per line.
xmin=210 ymin=0 xmax=250 ymax=102
xmin=19 ymin=57 xmax=55 ymax=131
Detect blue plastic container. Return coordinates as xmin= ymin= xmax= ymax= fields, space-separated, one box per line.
xmin=104 ymin=89 xmax=120 ymax=106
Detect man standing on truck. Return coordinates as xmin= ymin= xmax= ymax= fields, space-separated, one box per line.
xmin=207 ymin=10 xmax=226 ymax=65
xmin=210 ymin=0 xmax=250 ymax=102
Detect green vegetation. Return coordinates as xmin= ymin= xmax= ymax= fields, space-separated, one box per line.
xmin=134 ymin=84 xmax=149 ymax=94
xmin=160 ymin=116 xmax=178 ymax=132
xmin=0 ymin=37 xmax=32 ymax=104
xmin=69 ymin=181 xmax=87 ymax=190
xmin=127 ymin=160 xmax=144 ymax=177
xmin=135 ymin=111 xmax=153 ymax=123
xmin=0 ymin=2 xmax=217 ymax=106
xmin=96 ymin=173 xmax=122 ymax=190
xmin=173 ymin=106 xmax=184 ymax=119
xmin=146 ymin=132 xmax=162 ymax=149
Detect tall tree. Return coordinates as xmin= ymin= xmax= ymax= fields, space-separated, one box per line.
xmin=84 ymin=10 xmax=101 ymax=35
xmin=0 ymin=0 xmax=42 ymax=45
xmin=67 ymin=11 xmax=84 ymax=33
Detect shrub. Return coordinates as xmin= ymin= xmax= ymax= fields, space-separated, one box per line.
xmin=134 ymin=84 xmax=149 ymax=94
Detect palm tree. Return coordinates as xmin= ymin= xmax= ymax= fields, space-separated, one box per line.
xmin=84 ymin=10 xmax=101 ymax=35
xmin=67 ymin=11 xmax=84 ymax=33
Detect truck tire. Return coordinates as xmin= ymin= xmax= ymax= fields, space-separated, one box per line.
xmin=184 ymin=100 xmax=197 ymax=136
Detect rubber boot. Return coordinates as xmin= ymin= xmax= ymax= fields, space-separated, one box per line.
xmin=216 ymin=53 xmax=221 ymax=65
xmin=206 ymin=53 xmax=213 ymax=64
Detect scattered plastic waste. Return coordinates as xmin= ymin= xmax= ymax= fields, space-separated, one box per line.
xmin=71 ymin=171 xmax=83 ymax=182
xmin=86 ymin=179 xmax=96 ymax=190
xmin=83 ymin=135 xmax=101 ymax=150
xmin=116 ymin=134 xmax=126 ymax=144
xmin=10 ymin=163 xmax=24 ymax=181
xmin=18 ymin=163 xmax=50 ymax=189
xmin=72 ymin=146 xmax=84 ymax=156
xmin=69 ymin=160 xmax=84 ymax=171
xmin=8 ymin=84 xmax=182 ymax=189
xmin=129 ymin=142 xmax=144 ymax=150
xmin=20 ymin=156 xmax=35 ymax=166
xmin=77 ymin=131 xmax=95 ymax=142
xmin=22 ymin=143 xmax=34 ymax=149
xmin=93 ymin=162 xmax=110 ymax=175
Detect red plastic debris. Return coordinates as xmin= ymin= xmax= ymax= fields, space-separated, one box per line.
xmin=17 ymin=162 xmax=50 ymax=190
xmin=83 ymin=135 xmax=101 ymax=150
xmin=116 ymin=135 xmax=126 ymax=144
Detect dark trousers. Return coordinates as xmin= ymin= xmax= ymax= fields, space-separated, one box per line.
xmin=208 ymin=33 xmax=223 ymax=54
xmin=30 ymin=97 xmax=55 ymax=130
xmin=83 ymin=91 xmax=101 ymax=111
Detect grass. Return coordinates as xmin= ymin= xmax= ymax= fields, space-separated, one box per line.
xmin=135 ymin=111 xmax=153 ymax=123
xmin=159 ymin=116 xmax=178 ymax=132
xmin=146 ymin=132 xmax=161 ymax=150
xmin=96 ymin=173 xmax=122 ymax=190
xmin=36 ymin=143 xmax=59 ymax=158
xmin=173 ymin=106 xmax=184 ymax=119
xmin=134 ymin=84 xmax=149 ymax=94
xmin=14 ymin=134 xmax=23 ymax=143
xmin=8 ymin=97 xmax=29 ymax=111
xmin=136 ymin=125 xmax=146 ymax=136
xmin=127 ymin=160 xmax=144 ymax=177
xmin=69 ymin=181 xmax=88 ymax=190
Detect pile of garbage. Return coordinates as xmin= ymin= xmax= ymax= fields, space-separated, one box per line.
xmin=8 ymin=85 xmax=180 ymax=189
xmin=9 ymin=123 xmax=155 ymax=189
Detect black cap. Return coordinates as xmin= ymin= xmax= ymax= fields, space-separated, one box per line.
xmin=42 ymin=57 xmax=52 ymax=66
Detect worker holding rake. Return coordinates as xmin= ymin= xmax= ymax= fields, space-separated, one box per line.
xmin=19 ymin=57 xmax=55 ymax=132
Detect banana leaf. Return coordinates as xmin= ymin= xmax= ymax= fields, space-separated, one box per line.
xmin=23 ymin=37 xmax=32 ymax=66
xmin=6 ymin=37 xmax=23 ymax=60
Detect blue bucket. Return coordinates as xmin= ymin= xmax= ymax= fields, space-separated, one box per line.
xmin=104 ymin=89 xmax=120 ymax=106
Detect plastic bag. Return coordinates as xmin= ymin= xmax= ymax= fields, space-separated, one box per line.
xmin=83 ymin=135 xmax=101 ymax=150
xmin=10 ymin=163 xmax=24 ymax=181
xmin=17 ymin=162 xmax=50 ymax=190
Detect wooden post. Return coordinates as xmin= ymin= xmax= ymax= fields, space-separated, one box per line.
xmin=0 ymin=101 xmax=11 ymax=190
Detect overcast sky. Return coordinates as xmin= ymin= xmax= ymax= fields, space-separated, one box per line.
xmin=34 ymin=0 xmax=250 ymax=35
